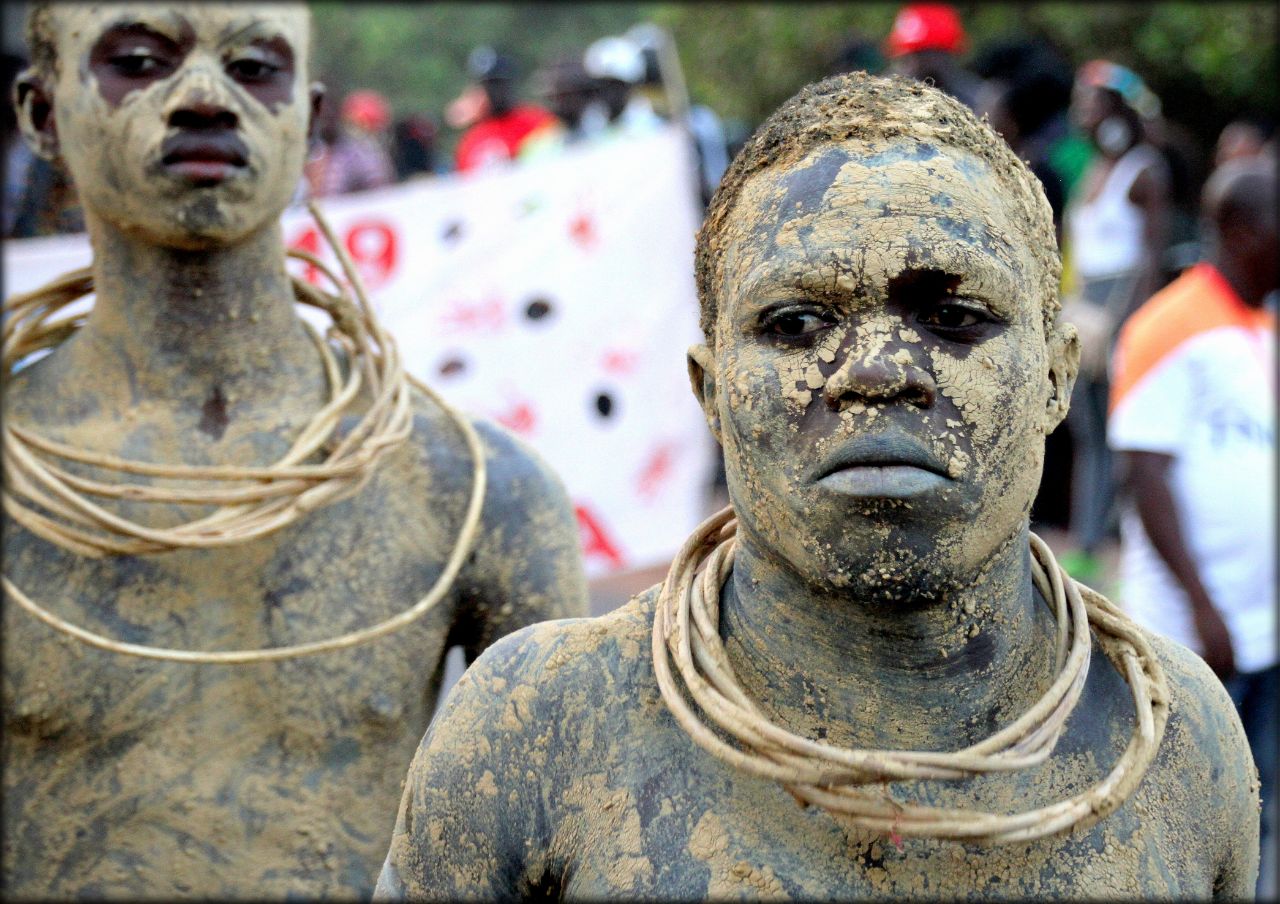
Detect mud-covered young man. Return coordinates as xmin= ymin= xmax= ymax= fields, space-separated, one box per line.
xmin=3 ymin=3 xmax=586 ymax=898
xmin=375 ymin=74 xmax=1258 ymax=900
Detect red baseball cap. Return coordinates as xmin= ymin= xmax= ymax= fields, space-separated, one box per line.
xmin=885 ymin=4 xmax=968 ymax=58
xmin=342 ymin=90 xmax=391 ymax=132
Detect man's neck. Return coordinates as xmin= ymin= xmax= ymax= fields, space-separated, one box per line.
xmin=1210 ymin=254 xmax=1274 ymax=309
xmin=719 ymin=528 xmax=1059 ymax=752
xmin=70 ymin=214 xmax=324 ymax=410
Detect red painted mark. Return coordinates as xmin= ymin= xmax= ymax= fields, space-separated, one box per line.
xmin=575 ymin=504 xmax=625 ymax=569
xmin=601 ymin=348 xmax=640 ymax=375
xmin=888 ymin=813 xmax=904 ymax=852
xmin=568 ymin=211 xmax=598 ymax=250
xmin=440 ymin=296 xmax=506 ymax=333
xmin=495 ymin=401 xmax=537 ymax=437
xmin=636 ymin=442 xmax=677 ymax=501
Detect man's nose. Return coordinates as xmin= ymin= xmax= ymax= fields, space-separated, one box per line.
xmin=822 ymin=339 xmax=936 ymax=409
xmin=164 ymin=65 xmax=239 ymax=130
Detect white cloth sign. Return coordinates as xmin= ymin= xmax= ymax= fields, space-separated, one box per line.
xmin=3 ymin=126 xmax=713 ymax=577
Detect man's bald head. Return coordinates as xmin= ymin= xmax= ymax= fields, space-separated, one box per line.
xmin=1202 ymin=158 xmax=1278 ymax=303
xmin=1203 ymin=157 xmax=1277 ymax=233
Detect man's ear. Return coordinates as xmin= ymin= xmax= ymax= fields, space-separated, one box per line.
xmin=307 ymin=81 xmax=326 ymax=142
xmin=14 ymin=72 xmax=59 ymax=161
xmin=1043 ymin=320 xmax=1080 ymax=433
xmin=686 ymin=343 xmax=722 ymax=444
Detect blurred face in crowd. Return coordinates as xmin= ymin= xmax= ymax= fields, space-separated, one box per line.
xmin=1070 ymin=84 xmax=1136 ymax=157
xmin=1214 ymin=121 xmax=1266 ymax=169
xmin=20 ymin=3 xmax=318 ymax=249
xmin=692 ymin=138 xmax=1075 ymax=599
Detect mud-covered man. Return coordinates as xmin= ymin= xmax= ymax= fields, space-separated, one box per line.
xmin=3 ymin=3 xmax=586 ymax=898
xmin=375 ymin=74 xmax=1258 ymax=899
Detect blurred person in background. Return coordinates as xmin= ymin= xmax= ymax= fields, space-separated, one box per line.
xmin=977 ymin=78 xmax=1066 ymax=236
xmin=309 ymin=89 xmax=396 ymax=196
xmin=533 ymin=53 xmax=609 ymax=145
xmin=884 ymin=2 xmax=983 ymax=111
xmin=627 ymin=28 xmax=730 ymax=207
xmin=582 ymin=35 xmax=664 ymax=139
xmin=391 ymin=113 xmax=439 ymax=181
xmin=828 ymin=32 xmax=885 ymax=78
xmin=1057 ymin=59 xmax=1170 ymax=582
xmin=5 ymin=51 xmax=84 ymax=238
xmin=1109 ymin=156 xmax=1276 ymax=898
xmin=974 ymin=39 xmax=1074 ymax=533
xmin=4 ymin=51 xmax=35 ymax=236
xmin=971 ymin=37 xmax=1091 ymax=207
xmin=450 ymin=46 xmax=560 ymax=173
xmin=1214 ymin=116 xmax=1273 ymax=169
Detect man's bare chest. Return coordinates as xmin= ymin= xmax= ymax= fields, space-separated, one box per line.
xmin=558 ymin=784 xmax=1208 ymax=900
xmin=547 ymin=706 xmax=1212 ymax=901
xmin=2 ymin=462 xmax=460 ymax=740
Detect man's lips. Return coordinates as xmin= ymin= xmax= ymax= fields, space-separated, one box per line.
xmin=809 ymin=433 xmax=952 ymax=499
xmin=160 ymin=133 xmax=249 ymax=183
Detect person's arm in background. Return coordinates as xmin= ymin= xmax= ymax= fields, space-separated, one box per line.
xmin=1123 ymin=161 xmax=1171 ymax=321
xmin=1119 ymin=450 xmax=1235 ymax=679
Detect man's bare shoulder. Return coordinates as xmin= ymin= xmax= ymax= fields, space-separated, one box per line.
xmin=461 ymin=587 xmax=657 ymax=685
xmin=1137 ymin=629 xmax=1259 ymax=884
xmin=1146 ymin=629 xmax=1253 ymax=773
xmin=433 ymin=588 xmax=659 ymax=731
xmin=407 ymin=394 xmax=559 ymax=490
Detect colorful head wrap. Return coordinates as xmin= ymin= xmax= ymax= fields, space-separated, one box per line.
xmin=1076 ymin=59 xmax=1161 ymax=120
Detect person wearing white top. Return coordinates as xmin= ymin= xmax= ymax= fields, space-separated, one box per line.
xmin=1058 ymin=60 xmax=1170 ymax=580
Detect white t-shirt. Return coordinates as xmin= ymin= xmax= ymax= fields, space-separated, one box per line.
xmin=1108 ymin=263 xmax=1276 ymax=673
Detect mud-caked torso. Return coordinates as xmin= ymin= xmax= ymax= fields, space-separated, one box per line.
xmin=381 ymin=589 xmax=1257 ymax=900
xmin=3 ymin=359 xmax=580 ymax=898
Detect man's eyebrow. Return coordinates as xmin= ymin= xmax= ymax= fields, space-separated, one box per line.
xmin=99 ymin=10 xmax=190 ymax=46
xmin=218 ymin=20 xmax=290 ymax=49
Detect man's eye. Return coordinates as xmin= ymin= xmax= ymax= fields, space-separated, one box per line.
xmin=919 ymin=304 xmax=986 ymax=332
xmin=110 ymin=52 xmax=167 ymax=77
xmin=761 ymin=308 xmax=835 ymax=338
xmin=227 ymin=58 xmax=279 ymax=82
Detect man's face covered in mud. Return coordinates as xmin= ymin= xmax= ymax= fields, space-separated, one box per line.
xmin=34 ymin=3 xmax=314 ymax=248
xmin=695 ymin=139 xmax=1072 ymax=601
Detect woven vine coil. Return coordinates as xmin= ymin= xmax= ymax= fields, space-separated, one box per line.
xmin=652 ymin=506 xmax=1170 ymax=844
xmin=2 ymin=203 xmax=486 ymax=664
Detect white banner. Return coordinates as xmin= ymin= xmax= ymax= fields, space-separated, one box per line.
xmin=3 ymin=126 xmax=714 ymax=577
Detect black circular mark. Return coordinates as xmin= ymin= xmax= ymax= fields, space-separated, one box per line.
xmin=594 ymin=392 xmax=615 ymax=419
xmin=524 ymin=297 xmax=554 ymax=321
xmin=438 ymin=355 xmax=467 ymax=378
xmin=441 ymin=220 xmax=464 ymax=243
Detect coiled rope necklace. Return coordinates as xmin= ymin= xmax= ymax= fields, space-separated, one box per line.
xmin=2 ymin=203 xmax=486 ymax=664
xmin=652 ymin=506 xmax=1169 ymax=844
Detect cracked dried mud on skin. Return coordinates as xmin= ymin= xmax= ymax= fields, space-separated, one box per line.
xmin=376 ymin=75 xmax=1259 ymax=900
xmin=4 ymin=3 xmax=587 ymax=899
xmin=379 ymin=593 xmax=1256 ymax=899
xmin=4 ymin=367 xmax=588 ymax=900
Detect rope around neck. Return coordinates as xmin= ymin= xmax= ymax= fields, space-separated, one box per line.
xmin=651 ymin=506 xmax=1170 ymax=844
xmin=1 ymin=203 xmax=487 ymax=664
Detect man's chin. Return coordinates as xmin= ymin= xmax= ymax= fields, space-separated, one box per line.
xmin=785 ymin=518 xmax=990 ymax=603
xmin=119 ymin=206 xmax=274 ymax=251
